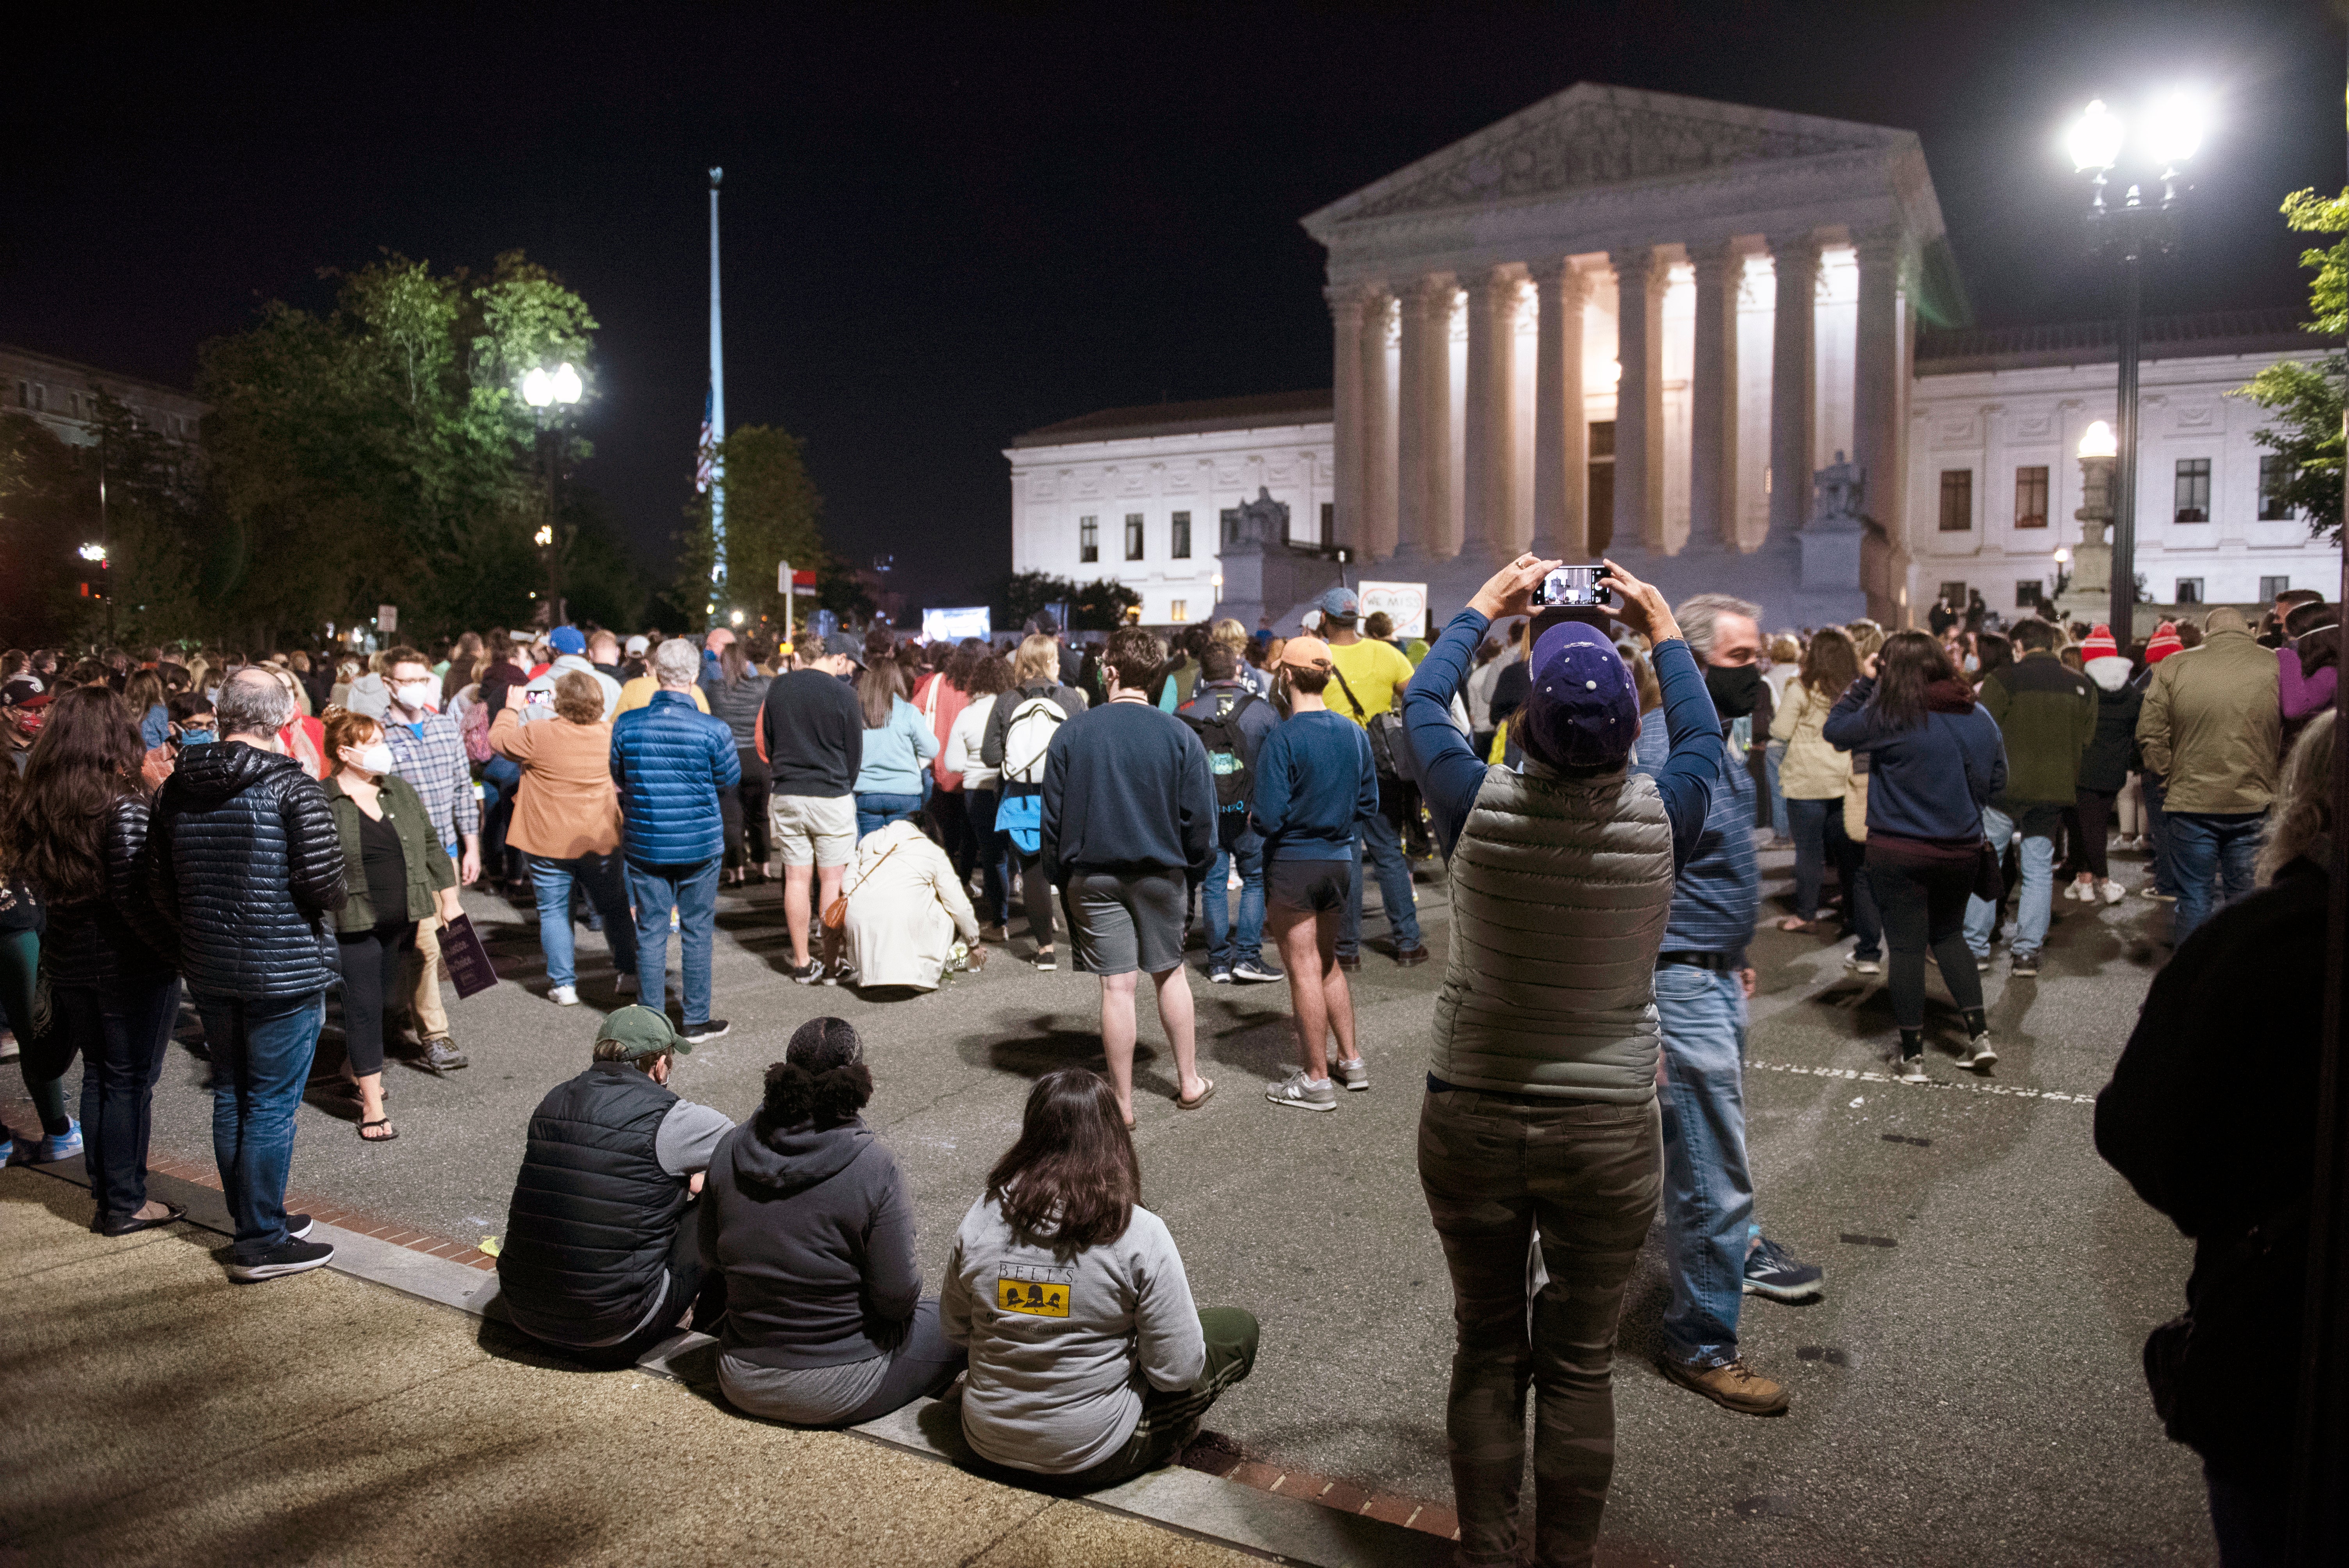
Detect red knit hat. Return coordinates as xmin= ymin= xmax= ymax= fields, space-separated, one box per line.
xmin=2080 ymin=624 xmax=2120 ymax=661
xmin=2144 ymin=622 xmax=2183 ymax=664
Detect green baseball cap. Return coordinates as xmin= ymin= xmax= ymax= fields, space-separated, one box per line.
xmin=595 ymin=1005 xmax=691 ymax=1057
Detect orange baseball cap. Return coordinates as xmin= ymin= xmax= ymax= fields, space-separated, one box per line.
xmin=1277 ymin=635 xmax=1334 ymax=670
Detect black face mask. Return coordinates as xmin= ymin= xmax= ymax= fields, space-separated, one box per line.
xmin=1705 ymin=662 xmax=1763 ymax=719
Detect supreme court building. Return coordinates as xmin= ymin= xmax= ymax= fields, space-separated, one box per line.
xmin=1008 ymin=83 xmax=2335 ymax=632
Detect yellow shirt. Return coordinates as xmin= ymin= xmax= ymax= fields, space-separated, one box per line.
xmin=1324 ymin=637 xmax=1416 ymax=727
xmin=615 ymin=675 xmax=710 ymax=715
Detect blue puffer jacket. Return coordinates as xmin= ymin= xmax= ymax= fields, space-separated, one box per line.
xmin=611 ymin=690 xmax=741 ymax=867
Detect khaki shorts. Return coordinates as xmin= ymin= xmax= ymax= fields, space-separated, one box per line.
xmin=769 ymin=793 xmax=856 ymax=868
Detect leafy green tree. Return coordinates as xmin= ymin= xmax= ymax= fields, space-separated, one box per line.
xmin=999 ymin=570 xmax=1076 ymax=630
xmin=2236 ymin=187 xmax=2346 ymax=542
xmin=671 ymin=422 xmax=837 ymax=631
xmin=1070 ymin=577 xmax=1142 ymax=630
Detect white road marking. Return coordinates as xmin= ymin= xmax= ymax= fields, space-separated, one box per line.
xmin=1749 ymin=1060 xmax=2097 ymax=1105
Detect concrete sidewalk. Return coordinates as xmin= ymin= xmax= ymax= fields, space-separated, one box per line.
xmin=0 ymin=1164 xmax=1288 ymax=1568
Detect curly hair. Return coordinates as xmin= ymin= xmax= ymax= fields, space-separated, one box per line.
xmin=6 ymin=686 xmax=143 ymax=905
xmin=756 ymin=1016 xmax=874 ymax=1135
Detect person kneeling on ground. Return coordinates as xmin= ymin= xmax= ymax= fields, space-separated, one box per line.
xmin=943 ymin=1069 xmax=1257 ymax=1486
xmin=837 ymin=817 xmax=984 ymax=992
xmin=702 ymin=1017 xmax=967 ymax=1425
xmin=495 ymin=1006 xmax=733 ymax=1366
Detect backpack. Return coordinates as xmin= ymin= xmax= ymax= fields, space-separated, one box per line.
xmin=1180 ymin=691 xmax=1264 ymax=848
xmin=460 ymin=697 xmax=494 ymax=766
xmin=1000 ymin=691 xmax=1069 ymax=786
xmin=1327 ymin=661 xmax=1406 ymax=784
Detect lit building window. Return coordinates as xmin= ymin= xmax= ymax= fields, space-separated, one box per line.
xmin=1938 ymin=469 xmax=1972 ymax=532
xmin=1169 ymin=600 xmax=1189 ymax=623
xmin=2013 ymin=465 xmax=2048 ymax=529
xmin=2174 ymin=458 xmax=2211 ymax=523
xmin=1079 ymin=515 xmax=1098 ymax=563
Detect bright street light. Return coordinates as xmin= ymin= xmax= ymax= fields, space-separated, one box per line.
xmin=534 ymin=525 xmax=554 ymax=547
xmin=2077 ymin=420 xmax=2118 ymax=458
xmin=551 ymin=362 xmax=583 ymax=404
xmin=729 ymin=609 xmax=746 ymax=627
xmin=521 ymin=367 xmax=554 ymax=408
xmin=2143 ymin=93 xmax=2206 ymax=169
xmin=2067 ymin=99 xmax=2124 ymax=173
xmin=77 ymin=543 xmax=107 ymax=562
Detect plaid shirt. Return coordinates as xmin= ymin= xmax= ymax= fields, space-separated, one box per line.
xmin=386 ymin=710 xmax=480 ymax=848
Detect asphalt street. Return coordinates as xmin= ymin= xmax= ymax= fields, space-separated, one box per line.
xmin=37 ymin=838 xmax=2215 ymax=1565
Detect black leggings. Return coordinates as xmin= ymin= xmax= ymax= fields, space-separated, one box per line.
xmin=337 ymin=922 xmax=417 ymax=1077
xmin=2073 ymin=789 xmax=2115 ymax=880
xmin=1009 ymin=843 xmax=1055 ymax=949
xmin=720 ymin=748 xmax=772 ymax=872
xmin=1863 ymin=845 xmax=1984 ymax=1033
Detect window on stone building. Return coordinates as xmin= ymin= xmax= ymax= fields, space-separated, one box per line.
xmin=2013 ymin=466 xmax=2048 ymax=529
xmin=1938 ymin=469 xmax=1973 ymax=532
xmin=1171 ymin=511 xmax=1191 ymax=559
xmin=2175 ymin=578 xmax=2203 ymax=605
xmin=2174 ymin=458 xmax=2211 ymax=523
xmin=1939 ymin=581 xmax=1967 ymax=609
xmin=2016 ymin=580 xmax=2045 ymax=609
xmin=1079 ymin=516 xmax=1098 ymax=563
xmin=2262 ymin=575 xmax=2292 ymax=602
xmin=1319 ymin=501 xmax=1334 ymax=546
xmin=1169 ymin=600 xmax=1189 ymax=623
xmin=1125 ymin=513 xmax=1144 ymax=561
xmin=2259 ymin=454 xmax=2296 ymax=520
xmin=1588 ymin=421 xmax=1616 ymax=554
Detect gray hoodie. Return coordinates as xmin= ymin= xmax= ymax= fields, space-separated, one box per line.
xmin=699 ymin=1116 xmax=921 ymax=1369
xmin=941 ymin=1196 xmax=1203 ymax=1475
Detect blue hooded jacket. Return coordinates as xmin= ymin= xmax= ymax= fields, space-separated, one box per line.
xmin=610 ymin=690 xmax=741 ymax=866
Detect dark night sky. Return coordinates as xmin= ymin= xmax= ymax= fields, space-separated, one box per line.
xmin=7 ymin=2 xmax=2340 ymax=617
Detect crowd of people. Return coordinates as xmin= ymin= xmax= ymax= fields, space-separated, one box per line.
xmin=0 ymin=562 xmax=2329 ymax=1565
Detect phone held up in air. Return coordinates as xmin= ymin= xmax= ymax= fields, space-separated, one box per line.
xmin=1529 ymin=563 xmax=1615 ymax=609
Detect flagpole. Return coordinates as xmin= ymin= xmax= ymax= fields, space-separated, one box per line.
xmin=708 ymin=166 xmax=728 ymax=625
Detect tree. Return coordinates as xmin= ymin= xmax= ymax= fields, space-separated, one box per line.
xmin=0 ymin=414 xmax=102 ymax=647
xmin=999 ymin=569 xmax=1076 ymax=630
xmin=2236 ymin=187 xmax=2347 ymax=542
xmin=671 ymin=422 xmax=836 ymax=632
xmin=1070 ymin=577 xmax=1142 ymax=631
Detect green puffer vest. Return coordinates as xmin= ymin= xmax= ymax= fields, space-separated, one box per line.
xmin=1430 ymin=760 xmax=1675 ymax=1103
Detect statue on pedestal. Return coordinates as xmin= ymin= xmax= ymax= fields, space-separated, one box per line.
xmin=1224 ymin=486 xmax=1289 ymax=549
xmin=1810 ymin=451 xmax=1864 ymax=531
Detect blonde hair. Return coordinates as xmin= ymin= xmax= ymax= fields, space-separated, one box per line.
xmin=1769 ymin=634 xmax=1802 ymax=665
xmin=1013 ymin=634 xmax=1059 ymax=685
xmin=2258 ymin=710 xmax=2334 ymax=884
xmin=1211 ymin=618 xmax=1249 ymax=652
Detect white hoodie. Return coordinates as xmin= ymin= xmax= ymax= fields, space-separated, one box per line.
xmin=2085 ymin=655 xmax=2132 ymax=693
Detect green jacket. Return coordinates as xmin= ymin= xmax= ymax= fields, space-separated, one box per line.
xmin=2135 ymin=612 xmax=2281 ymax=814
xmin=1979 ymin=650 xmax=2095 ymax=807
xmin=325 ymin=773 xmax=456 ymax=932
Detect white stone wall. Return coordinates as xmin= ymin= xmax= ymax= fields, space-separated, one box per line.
xmin=0 ymin=345 xmax=205 ymax=449
xmin=1006 ymin=422 xmax=1334 ymax=626
xmin=1906 ymin=349 xmax=2332 ymax=613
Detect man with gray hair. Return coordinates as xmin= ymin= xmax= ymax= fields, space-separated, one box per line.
xmin=611 ymin=637 xmax=740 ymax=1042
xmin=1632 ymin=591 xmax=1820 ymax=1419
xmin=150 ymin=668 xmax=348 ymax=1282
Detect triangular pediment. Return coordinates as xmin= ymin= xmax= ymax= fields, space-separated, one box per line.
xmin=1306 ymin=83 xmax=1907 ymax=229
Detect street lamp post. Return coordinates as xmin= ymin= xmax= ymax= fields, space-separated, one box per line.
xmin=521 ymin=363 xmax=584 ymax=623
xmin=2066 ymin=95 xmax=2203 ymax=641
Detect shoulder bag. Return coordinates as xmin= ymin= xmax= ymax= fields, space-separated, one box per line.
xmin=823 ymin=841 xmax=902 ymax=932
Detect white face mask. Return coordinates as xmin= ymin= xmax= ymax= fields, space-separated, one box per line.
xmin=392 ymin=680 xmax=438 ymax=713
xmin=342 ymin=741 xmax=396 ymax=777
xmin=1962 ymin=654 xmax=1980 ymax=673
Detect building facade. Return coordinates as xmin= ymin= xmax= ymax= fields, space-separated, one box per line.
xmin=1006 ymin=390 xmax=1333 ymax=627
xmin=1908 ymin=310 xmax=2331 ymax=619
xmin=2 ymin=344 xmax=205 ymax=449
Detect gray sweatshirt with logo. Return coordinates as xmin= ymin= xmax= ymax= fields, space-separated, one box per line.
xmin=939 ymin=1195 xmax=1204 ymax=1474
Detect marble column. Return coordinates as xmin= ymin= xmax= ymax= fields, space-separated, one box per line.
xmin=1688 ymin=241 xmax=1740 ymax=551
xmin=1396 ymin=275 xmax=1455 ymax=560
xmin=1768 ymin=230 xmax=1820 ymax=541
xmin=1610 ymin=246 xmax=1666 ymax=554
xmin=1358 ymin=290 xmax=1397 ymax=559
xmin=1463 ymin=267 xmax=1520 ymax=561
xmin=1529 ymin=261 xmax=1587 ymax=558
xmin=1853 ymin=227 xmax=1901 ymax=536
xmin=1326 ymin=287 xmax=1366 ymax=556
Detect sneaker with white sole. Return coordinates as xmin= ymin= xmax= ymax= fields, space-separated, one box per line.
xmin=1742 ymin=1237 xmax=1824 ymax=1301
xmin=1032 ymin=950 xmax=1057 ymax=973
xmin=1265 ymin=1069 xmax=1337 ymax=1112
xmin=229 ymin=1238 xmax=335 ymax=1283
xmin=2099 ymin=879 xmax=2127 ymax=905
xmin=1955 ymin=1034 xmax=1998 ymax=1072
xmin=37 ymin=1119 xmax=82 ymax=1164
xmin=791 ymin=959 xmax=825 ymax=985
xmin=548 ymin=985 xmax=580 ymax=1007
xmin=1232 ymin=958 xmax=1286 ymax=984
xmin=680 ymin=1019 xmax=731 ymax=1044
xmin=1207 ymin=966 xmax=1232 ymax=984
xmin=2010 ymin=955 xmax=2040 ymax=978
xmin=1844 ymin=953 xmax=1882 ymax=976
xmin=2140 ymin=886 xmax=2178 ymax=902
xmin=1331 ymin=1056 xmax=1369 ymax=1092
xmin=1896 ymin=1053 xmax=1930 ymax=1084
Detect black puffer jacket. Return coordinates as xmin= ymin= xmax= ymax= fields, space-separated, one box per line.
xmin=150 ymin=742 xmax=346 ymax=999
xmin=41 ymin=796 xmax=179 ymax=988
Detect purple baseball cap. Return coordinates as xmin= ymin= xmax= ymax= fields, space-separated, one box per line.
xmin=1517 ymin=620 xmax=1640 ymax=770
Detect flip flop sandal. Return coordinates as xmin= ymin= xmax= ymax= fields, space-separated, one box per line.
xmin=359 ymin=1118 xmax=399 ymax=1143
xmin=1177 ymin=1078 xmax=1217 ymax=1111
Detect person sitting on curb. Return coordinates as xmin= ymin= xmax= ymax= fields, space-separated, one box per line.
xmin=495 ymin=1006 xmax=734 ymax=1367
xmin=943 ymin=1068 xmax=1258 ymax=1486
xmin=702 ymin=1017 xmax=968 ymax=1426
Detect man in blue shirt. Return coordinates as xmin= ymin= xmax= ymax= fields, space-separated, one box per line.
xmin=1631 ymin=593 xmax=1821 ymax=1422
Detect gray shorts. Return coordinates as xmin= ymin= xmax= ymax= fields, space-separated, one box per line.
xmin=1067 ymin=867 xmax=1187 ymax=976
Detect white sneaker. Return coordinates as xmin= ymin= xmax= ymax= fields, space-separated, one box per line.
xmin=1896 ymin=1054 xmax=1930 ymax=1084
xmin=548 ymin=985 xmax=580 ymax=1007
xmin=1955 ymin=1033 xmax=1998 ymax=1072
xmin=2099 ymin=879 xmax=2127 ymax=905
xmin=1843 ymin=953 xmax=1882 ymax=976
xmin=1265 ymin=1069 xmax=1337 ymax=1112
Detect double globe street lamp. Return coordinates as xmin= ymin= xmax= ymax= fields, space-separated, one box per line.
xmin=521 ymin=362 xmax=585 ymax=622
xmin=2065 ymin=93 xmax=2206 ymax=639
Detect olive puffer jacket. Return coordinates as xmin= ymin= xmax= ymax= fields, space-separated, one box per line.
xmin=150 ymin=741 xmax=348 ymax=999
xmin=40 ymin=796 xmax=179 ymax=989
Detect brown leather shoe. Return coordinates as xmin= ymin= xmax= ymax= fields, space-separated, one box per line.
xmin=1394 ymin=944 xmax=1431 ymax=967
xmin=1656 ymin=1354 xmax=1789 ymax=1416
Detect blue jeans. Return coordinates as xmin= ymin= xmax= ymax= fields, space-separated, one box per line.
xmin=528 ymin=851 xmax=639 ymax=988
xmin=2142 ymin=773 xmax=2179 ymax=895
xmin=1202 ymin=830 xmax=1268 ymax=971
xmin=1966 ymin=804 xmax=2057 ymax=960
xmin=1652 ymin=962 xmax=1753 ymax=1367
xmin=1763 ymin=741 xmax=1789 ymax=839
xmin=627 ymin=859 xmax=722 ymax=1025
xmin=1340 ymin=806 xmax=1421 ymax=958
xmin=56 ymin=974 xmax=182 ymax=1224
xmin=855 ymin=793 xmax=923 ymax=841
xmin=192 ymin=987 xmax=327 ymax=1262
xmin=2167 ymin=811 xmax=2264 ymax=943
